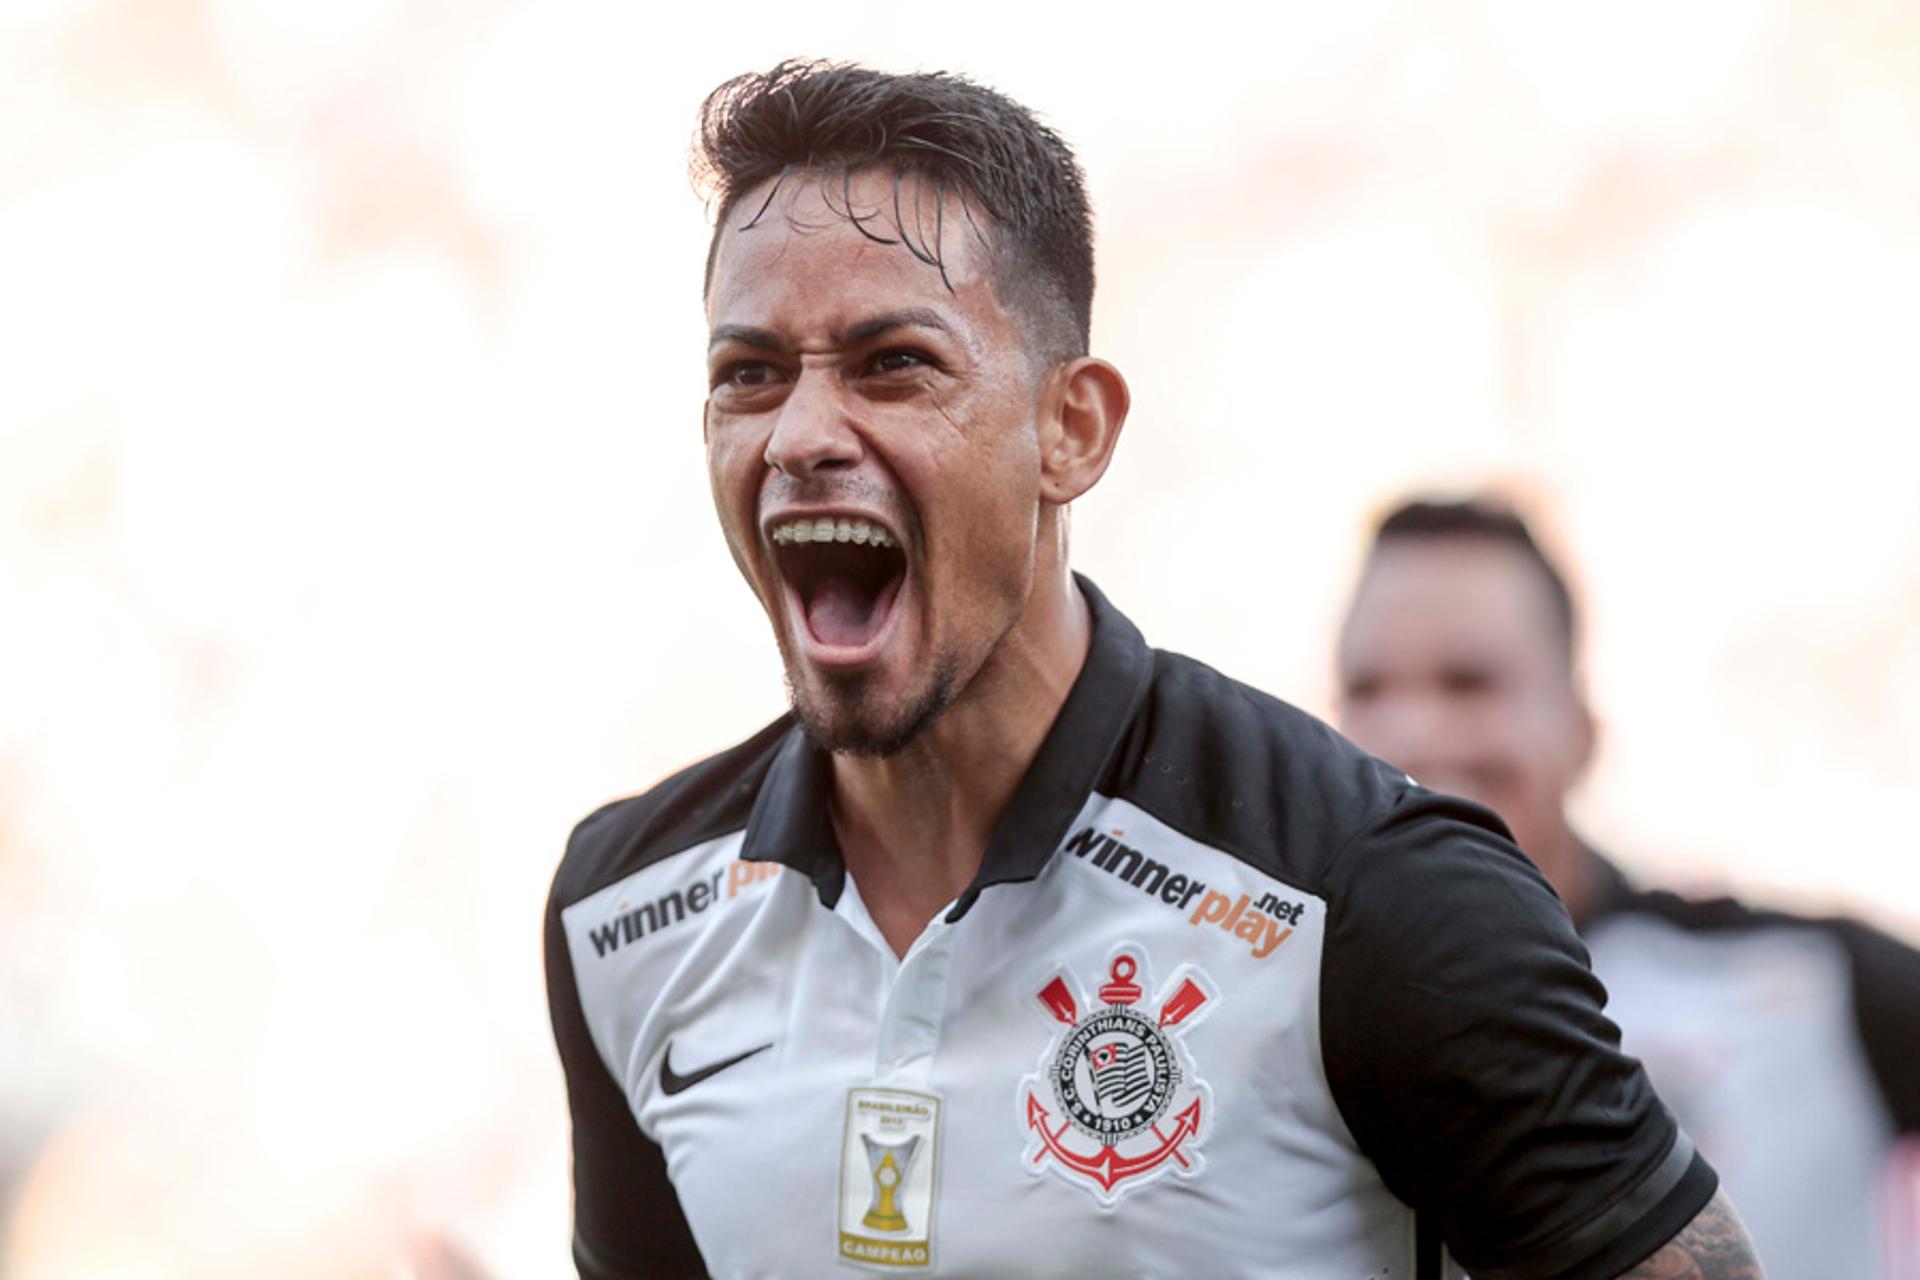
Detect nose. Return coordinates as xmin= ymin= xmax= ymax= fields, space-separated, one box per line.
xmin=763 ymin=370 xmax=862 ymax=479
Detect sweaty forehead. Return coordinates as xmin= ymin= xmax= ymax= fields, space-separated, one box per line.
xmin=705 ymin=171 xmax=1002 ymax=335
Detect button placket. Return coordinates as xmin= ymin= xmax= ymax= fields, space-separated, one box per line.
xmin=873 ymin=918 xmax=956 ymax=1087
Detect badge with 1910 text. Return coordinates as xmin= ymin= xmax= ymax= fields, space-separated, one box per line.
xmin=837 ymin=1087 xmax=941 ymax=1270
xmin=1018 ymin=946 xmax=1217 ymax=1206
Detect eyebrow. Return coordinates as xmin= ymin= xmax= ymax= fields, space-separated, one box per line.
xmin=707 ymin=308 xmax=956 ymax=352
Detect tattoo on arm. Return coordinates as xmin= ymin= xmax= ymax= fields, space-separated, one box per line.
xmin=1618 ymin=1189 xmax=1766 ymax=1279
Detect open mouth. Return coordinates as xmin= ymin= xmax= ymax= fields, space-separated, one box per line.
xmin=769 ymin=516 xmax=908 ymax=655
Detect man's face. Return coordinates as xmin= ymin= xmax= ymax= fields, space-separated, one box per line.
xmin=703 ymin=170 xmax=1050 ymax=755
xmin=1336 ymin=538 xmax=1592 ymax=861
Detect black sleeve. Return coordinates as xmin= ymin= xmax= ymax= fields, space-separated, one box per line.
xmin=1836 ymin=918 xmax=1920 ymax=1132
xmin=545 ymin=876 xmax=708 ymax=1280
xmin=1319 ymin=791 xmax=1717 ymax=1280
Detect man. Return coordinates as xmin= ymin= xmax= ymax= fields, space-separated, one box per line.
xmin=546 ymin=61 xmax=1764 ymax=1279
xmin=1337 ymin=497 xmax=1920 ymax=1280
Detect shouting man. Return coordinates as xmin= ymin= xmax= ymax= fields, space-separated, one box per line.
xmin=545 ymin=62 xmax=1765 ymax=1279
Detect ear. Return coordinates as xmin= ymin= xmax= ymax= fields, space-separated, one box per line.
xmin=1567 ymin=693 xmax=1598 ymax=785
xmin=1037 ymin=357 xmax=1129 ymax=505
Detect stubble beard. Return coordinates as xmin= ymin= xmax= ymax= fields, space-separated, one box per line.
xmin=787 ymin=658 xmax=962 ymax=759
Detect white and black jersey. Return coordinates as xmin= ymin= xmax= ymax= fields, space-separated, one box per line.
xmin=1581 ymin=858 xmax=1920 ymax=1280
xmin=545 ymin=580 xmax=1716 ymax=1280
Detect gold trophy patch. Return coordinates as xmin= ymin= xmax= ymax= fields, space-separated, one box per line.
xmin=838 ymin=1088 xmax=940 ymax=1270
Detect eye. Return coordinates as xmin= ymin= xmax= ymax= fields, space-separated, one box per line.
xmin=1439 ymin=666 xmax=1496 ymax=696
xmin=863 ymin=348 xmax=933 ymax=376
xmin=712 ymin=359 xmax=784 ymax=391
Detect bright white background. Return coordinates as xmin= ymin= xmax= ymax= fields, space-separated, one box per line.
xmin=3 ymin=1 xmax=1917 ymax=1275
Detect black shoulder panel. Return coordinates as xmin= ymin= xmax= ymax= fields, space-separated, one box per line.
xmin=1104 ymin=649 xmax=1507 ymax=890
xmin=551 ymin=714 xmax=795 ymax=912
xmin=1833 ymin=917 xmax=1920 ymax=1131
xmin=1600 ymin=883 xmax=1806 ymax=935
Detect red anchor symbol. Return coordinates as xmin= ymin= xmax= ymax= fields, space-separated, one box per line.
xmin=1024 ymin=1094 xmax=1204 ymax=1191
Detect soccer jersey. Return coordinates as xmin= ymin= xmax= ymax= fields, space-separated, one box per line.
xmin=1580 ymin=858 xmax=1920 ymax=1280
xmin=545 ymin=580 xmax=1716 ymax=1279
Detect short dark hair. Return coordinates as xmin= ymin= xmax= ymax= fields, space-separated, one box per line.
xmin=1371 ymin=497 xmax=1579 ymax=662
xmin=693 ymin=59 xmax=1095 ymax=363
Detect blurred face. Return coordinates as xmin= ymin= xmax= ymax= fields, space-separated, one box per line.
xmin=703 ymin=170 xmax=1050 ymax=756
xmin=1336 ymin=538 xmax=1592 ymax=862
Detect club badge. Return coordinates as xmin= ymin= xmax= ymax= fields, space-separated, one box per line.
xmin=837 ymin=1087 xmax=940 ymax=1270
xmin=1017 ymin=947 xmax=1217 ymax=1205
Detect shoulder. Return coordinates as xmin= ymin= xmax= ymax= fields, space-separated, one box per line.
xmin=1594 ymin=877 xmax=1912 ymax=970
xmin=1598 ymin=879 xmax=1815 ymax=935
xmin=1593 ymin=872 xmax=1920 ymax=1131
xmin=1110 ymin=647 xmax=1517 ymax=894
xmin=549 ymin=713 xmax=795 ymax=916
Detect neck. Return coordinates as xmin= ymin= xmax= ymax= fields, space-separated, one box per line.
xmin=1531 ymin=821 xmax=1598 ymax=926
xmin=830 ymin=558 xmax=1090 ymax=955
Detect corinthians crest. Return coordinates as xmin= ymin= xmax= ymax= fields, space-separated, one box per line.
xmin=1018 ymin=947 xmax=1217 ymax=1204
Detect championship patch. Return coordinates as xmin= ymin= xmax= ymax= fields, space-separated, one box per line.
xmin=1017 ymin=946 xmax=1216 ymax=1205
xmin=837 ymin=1087 xmax=941 ymax=1270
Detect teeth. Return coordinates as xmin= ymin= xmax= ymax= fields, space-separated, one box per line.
xmin=770 ymin=517 xmax=896 ymax=548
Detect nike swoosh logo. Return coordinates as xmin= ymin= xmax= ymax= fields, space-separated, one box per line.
xmin=658 ymin=1041 xmax=773 ymax=1096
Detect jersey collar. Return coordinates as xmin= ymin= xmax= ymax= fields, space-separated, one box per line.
xmin=738 ymin=574 xmax=1155 ymax=920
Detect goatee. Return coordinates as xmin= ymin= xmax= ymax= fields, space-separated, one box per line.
xmin=789 ymin=660 xmax=960 ymax=758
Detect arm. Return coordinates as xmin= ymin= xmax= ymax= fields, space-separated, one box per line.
xmin=1618 ymin=1190 xmax=1765 ymax=1279
xmin=1837 ymin=919 xmax=1920 ymax=1133
xmin=1319 ymin=788 xmax=1719 ymax=1278
xmin=546 ymin=873 xmax=707 ymax=1279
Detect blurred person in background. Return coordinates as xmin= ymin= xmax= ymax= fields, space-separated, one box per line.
xmin=544 ymin=60 xmax=1764 ymax=1280
xmin=1336 ymin=496 xmax=1920 ymax=1280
